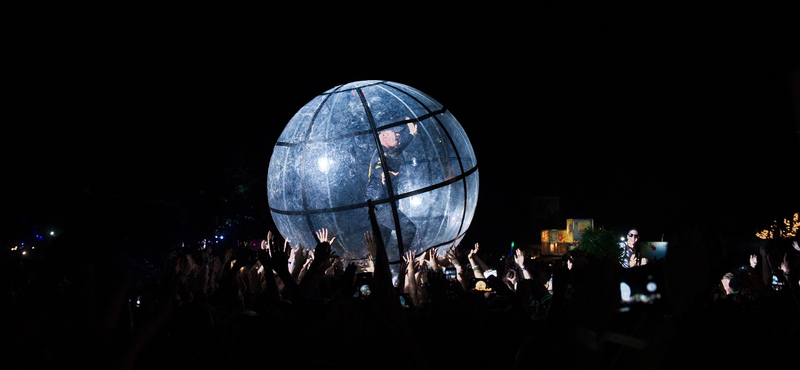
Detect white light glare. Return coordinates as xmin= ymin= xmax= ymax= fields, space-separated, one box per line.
xmin=317 ymin=157 xmax=332 ymax=173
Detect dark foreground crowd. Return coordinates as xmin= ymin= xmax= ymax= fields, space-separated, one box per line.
xmin=2 ymin=205 xmax=798 ymax=370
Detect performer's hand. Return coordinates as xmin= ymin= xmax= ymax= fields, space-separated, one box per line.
xmin=407 ymin=121 xmax=417 ymax=135
xmin=381 ymin=171 xmax=399 ymax=184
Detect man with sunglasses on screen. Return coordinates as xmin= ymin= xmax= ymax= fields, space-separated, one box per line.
xmin=619 ymin=228 xmax=647 ymax=268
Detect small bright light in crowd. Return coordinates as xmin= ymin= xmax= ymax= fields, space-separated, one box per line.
xmin=50 ymin=231 xmax=55 ymax=236
xmin=22 ymin=251 xmax=27 ymax=255
xmin=621 ymin=237 xmax=625 ymax=241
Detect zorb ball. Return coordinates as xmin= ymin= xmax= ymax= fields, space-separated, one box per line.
xmin=267 ymin=80 xmax=478 ymax=263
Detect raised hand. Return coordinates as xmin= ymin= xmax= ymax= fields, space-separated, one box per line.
xmin=503 ymin=268 xmax=518 ymax=291
xmin=467 ymin=243 xmax=479 ymax=266
xmin=446 ymin=243 xmax=462 ymax=269
xmin=514 ymin=248 xmax=526 ymax=269
xmin=397 ymin=255 xmax=409 ymax=292
xmin=260 ymin=238 xmax=291 ymax=276
xmin=406 ymin=118 xmax=418 ymax=135
xmin=403 ymin=249 xmax=420 ymax=306
xmin=403 ymin=250 xmax=417 ymax=275
xmin=468 ymin=243 xmax=486 ymax=278
xmin=418 ymin=263 xmax=430 ymax=286
xmin=366 ymin=253 xmax=375 ymax=273
xmin=469 ymin=243 xmax=480 ymax=258
xmin=515 ymin=248 xmax=532 ymax=280
xmin=265 ymin=230 xmax=276 ymax=249
xmin=289 ymin=243 xmax=306 ymax=277
xmin=424 ymin=248 xmax=439 ymax=271
xmin=363 ymin=231 xmax=378 ymax=257
xmin=316 ymin=228 xmax=337 ymax=246
xmin=296 ymin=258 xmax=313 ymax=283
xmin=260 ymin=237 xmax=313 ymax=316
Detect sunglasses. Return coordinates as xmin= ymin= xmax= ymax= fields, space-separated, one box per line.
xmin=628 ymin=234 xmax=640 ymax=238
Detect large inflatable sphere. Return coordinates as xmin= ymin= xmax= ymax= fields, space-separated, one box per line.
xmin=267 ymin=80 xmax=478 ymax=263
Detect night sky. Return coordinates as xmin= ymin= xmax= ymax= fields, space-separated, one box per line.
xmin=5 ymin=4 xmax=799 ymax=254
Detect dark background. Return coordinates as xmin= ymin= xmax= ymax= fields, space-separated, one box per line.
xmin=5 ymin=3 xmax=799 ymax=256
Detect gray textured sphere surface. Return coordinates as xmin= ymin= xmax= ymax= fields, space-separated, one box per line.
xmin=267 ymin=80 xmax=478 ymax=263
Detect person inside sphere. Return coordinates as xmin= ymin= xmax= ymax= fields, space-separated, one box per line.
xmin=366 ymin=118 xmax=419 ymax=254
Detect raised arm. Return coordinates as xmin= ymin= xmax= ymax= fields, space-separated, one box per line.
xmin=503 ymin=267 xmax=519 ymax=291
xmin=258 ymin=236 xmax=313 ymax=316
xmin=298 ymin=235 xmax=336 ymax=294
xmin=468 ymin=243 xmax=485 ymax=279
xmin=396 ymin=253 xmax=409 ymax=295
xmin=287 ymin=242 xmax=305 ymax=281
xmin=446 ymin=243 xmax=468 ymax=292
xmin=424 ymin=248 xmax=440 ymax=273
xmin=472 ymin=243 xmax=491 ymax=271
xmin=403 ymin=249 xmax=420 ymax=307
xmin=316 ymin=228 xmax=337 ymax=247
xmin=514 ymin=248 xmax=532 ymax=280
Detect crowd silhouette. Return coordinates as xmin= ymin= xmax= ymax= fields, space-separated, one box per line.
xmin=2 ymin=203 xmax=798 ymax=370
